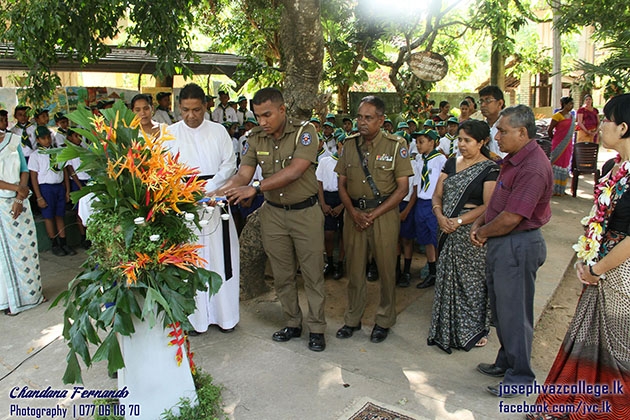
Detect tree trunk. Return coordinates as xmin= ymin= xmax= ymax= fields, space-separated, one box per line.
xmin=337 ymin=83 xmax=349 ymax=113
xmin=490 ymin=38 xmax=506 ymax=90
xmin=279 ymin=0 xmax=324 ymax=120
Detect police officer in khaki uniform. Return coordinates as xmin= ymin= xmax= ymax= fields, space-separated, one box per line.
xmin=335 ymin=95 xmax=414 ymax=343
xmin=217 ymin=87 xmax=327 ymax=352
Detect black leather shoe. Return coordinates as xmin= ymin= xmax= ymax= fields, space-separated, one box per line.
xmin=366 ymin=263 xmax=379 ymax=282
xmin=397 ymin=272 xmax=411 ymax=287
xmin=324 ymin=262 xmax=334 ymax=277
xmin=486 ymin=383 xmax=519 ymax=398
xmin=51 ymin=245 xmax=67 ymax=256
xmin=370 ymin=324 xmax=389 ymax=343
xmin=333 ymin=262 xmax=344 ymax=280
xmin=477 ymin=363 xmax=507 ymax=377
xmin=218 ymin=326 xmax=235 ymax=333
xmin=62 ymin=245 xmax=77 ymax=256
xmin=416 ymin=274 xmax=435 ymax=289
xmin=272 ymin=326 xmax=302 ymax=342
xmin=336 ymin=324 xmax=361 ymax=339
xmin=308 ymin=333 xmax=325 ymax=352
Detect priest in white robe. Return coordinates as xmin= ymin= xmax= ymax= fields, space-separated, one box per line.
xmin=163 ymin=83 xmax=240 ymax=333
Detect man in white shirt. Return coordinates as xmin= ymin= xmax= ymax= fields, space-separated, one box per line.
xmin=153 ymin=92 xmax=178 ymax=125
xmin=163 ymin=83 xmax=240 ymax=334
xmin=212 ymin=91 xmax=238 ymax=124
xmin=478 ymin=85 xmax=508 ymax=160
xmin=235 ymin=95 xmax=254 ymax=126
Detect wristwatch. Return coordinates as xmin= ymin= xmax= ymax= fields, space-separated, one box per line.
xmin=252 ymin=180 xmax=261 ymax=194
xmin=457 ymin=218 xmax=463 ymax=225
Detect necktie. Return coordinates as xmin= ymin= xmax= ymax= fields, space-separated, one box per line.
xmin=421 ymin=150 xmax=441 ymax=192
xmin=447 ymin=134 xmax=456 ymax=157
xmin=17 ymin=122 xmax=33 ymax=149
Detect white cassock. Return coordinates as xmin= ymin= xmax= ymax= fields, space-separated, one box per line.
xmin=164 ymin=120 xmax=240 ymax=331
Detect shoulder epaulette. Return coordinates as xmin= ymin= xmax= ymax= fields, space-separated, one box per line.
xmin=247 ymin=126 xmax=265 ymax=137
xmin=384 ymin=132 xmax=406 ymax=143
xmin=344 ymin=133 xmax=360 ymax=141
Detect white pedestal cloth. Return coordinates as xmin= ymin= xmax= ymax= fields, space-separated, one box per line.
xmin=188 ymin=205 xmax=240 ymax=332
xmin=118 ymin=313 xmax=197 ymax=419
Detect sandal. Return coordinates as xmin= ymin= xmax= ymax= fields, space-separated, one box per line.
xmin=4 ymin=308 xmax=18 ymax=316
xmin=475 ymin=336 xmax=488 ymax=347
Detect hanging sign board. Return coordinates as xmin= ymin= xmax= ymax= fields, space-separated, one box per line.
xmin=409 ymin=52 xmax=449 ymax=82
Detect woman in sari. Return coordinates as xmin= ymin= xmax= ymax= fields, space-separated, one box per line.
xmin=576 ymin=94 xmax=600 ymax=143
xmin=548 ymin=96 xmax=576 ymax=196
xmin=428 ymin=120 xmax=499 ymax=353
xmin=0 ymin=112 xmax=43 ymax=315
xmin=528 ymin=93 xmax=630 ymax=420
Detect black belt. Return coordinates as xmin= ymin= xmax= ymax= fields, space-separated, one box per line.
xmin=267 ymin=195 xmax=318 ymax=210
xmin=351 ymin=196 xmax=391 ymax=210
xmin=197 ymin=174 xmax=215 ymax=180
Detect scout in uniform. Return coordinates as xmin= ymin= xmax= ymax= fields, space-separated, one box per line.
xmin=342 ymin=117 xmax=353 ymax=135
xmin=436 ymin=120 xmax=447 ymax=139
xmin=53 ymin=112 xmax=69 ymax=147
xmin=236 ymin=95 xmax=254 ymax=126
xmin=383 ymin=118 xmax=394 ymax=134
xmin=414 ymin=129 xmax=447 ymax=289
xmin=423 ymin=119 xmax=436 ymax=131
xmin=153 ymin=92 xmax=177 ymax=125
xmin=10 ymin=106 xmax=36 ymax=159
xmin=335 ymin=95 xmax=414 ymax=343
xmin=219 ymin=87 xmax=327 ymax=352
xmin=438 ymin=116 xmax=460 ymax=158
xmin=204 ymin=94 xmax=216 ymax=121
xmin=407 ymin=119 xmax=418 ymax=134
xmin=211 ymin=91 xmax=238 ymax=123
xmin=325 ymin=113 xmax=336 ymax=127
xmin=322 ymin=122 xmax=336 ymax=155
xmin=395 ymin=121 xmax=411 ymax=143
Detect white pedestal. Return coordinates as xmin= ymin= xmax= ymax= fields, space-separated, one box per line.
xmin=118 ymin=314 xmax=197 ymax=420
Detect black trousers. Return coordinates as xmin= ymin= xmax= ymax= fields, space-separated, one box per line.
xmin=486 ymin=229 xmax=546 ymax=385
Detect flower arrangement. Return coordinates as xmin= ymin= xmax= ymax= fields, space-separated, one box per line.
xmin=50 ymin=101 xmax=221 ymax=384
xmin=573 ymin=155 xmax=630 ymax=265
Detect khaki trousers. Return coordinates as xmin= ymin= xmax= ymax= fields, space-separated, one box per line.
xmin=259 ymin=202 xmax=326 ymax=333
xmin=343 ymin=206 xmax=400 ymax=328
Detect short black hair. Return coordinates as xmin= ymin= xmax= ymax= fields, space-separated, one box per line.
xmin=179 ymin=83 xmax=206 ymax=103
xmin=131 ymin=93 xmax=153 ymax=109
xmin=478 ymin=85 xmax=504 ymax=102
xmin=252 ymin=88 xmax=284 ymax=106
xmin=0 ymin=110 xmax=7 ymax=118
xmin=359 ymin=95 xmax=386 ymax=116
xmin=459 ymin=120 xmax=490 ymax=143
xmin=465 ymin=96 xmax=477 ymax=109
xmin=560 ymin=96 xmax=573 ymax=108
xmin=439 ymin=100 xmax=449 ymax=109
xmin=603 ymin=93 xmax=630 ymax=138
xmin=459 ymin=100 xmax=470 ymax=108
xmin=500 ymin=105 xmax=537 ymax=139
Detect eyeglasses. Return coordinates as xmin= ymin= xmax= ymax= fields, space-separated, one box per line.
xmin=479 ymin=98 xmax=497 ymax=105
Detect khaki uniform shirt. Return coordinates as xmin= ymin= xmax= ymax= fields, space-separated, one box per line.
xmin=241 ymin=119 xmax=319 ymax=205
xmin=335 ymin=131 xmax=414 ymax=200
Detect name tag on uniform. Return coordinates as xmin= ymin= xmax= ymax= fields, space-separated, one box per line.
xmin=257 ymin=151 xmax=269 ymax=156
xmin=376 ymin=154 xmax=393 ymax=162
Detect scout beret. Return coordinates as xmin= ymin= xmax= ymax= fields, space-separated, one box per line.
xmin=423 ymin=119 xmax=436 ymax=128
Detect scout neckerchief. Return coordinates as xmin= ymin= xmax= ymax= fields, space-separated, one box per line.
xmin=17 ymin=122 xmax=33 ymax=149
xmin=157 ymin=106 xmax=175 ymax=123
xmin=421 ymin=149 xmax=442 ymax=192
xmin=238 ymin=107 xmax=248 ymax=122
xmin=38 ymin=145 xmax=62 ymax=173
xmin=219 ymin=104 xmax=230 ymax=122
xmin=58 ymin=127 xmax=68 ymax=137
xmin=446 ymin=133 xmax=457 ymax=157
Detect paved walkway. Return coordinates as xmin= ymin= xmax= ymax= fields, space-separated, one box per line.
xmin=0 ymin=154 xmax=608 ymax=420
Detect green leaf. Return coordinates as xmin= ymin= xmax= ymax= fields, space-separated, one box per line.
xmin=62 ymin=351 xmax=83 ymax=384
xmin=70 ymin=322 xmax=91 ymax=366
xmin=209 ymin=271 xmax=223 ymax=295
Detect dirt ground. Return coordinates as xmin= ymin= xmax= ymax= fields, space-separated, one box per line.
xmin=531 ymin=257 xmax=584 ymax=375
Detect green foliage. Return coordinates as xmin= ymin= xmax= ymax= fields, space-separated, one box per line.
xmin=161 ymin=370 xmax=226 ymax=420
xmin=49 ymin=101 xmax=222 ymax=384
xmin=0 ymin=0 xmax=198 ymax=105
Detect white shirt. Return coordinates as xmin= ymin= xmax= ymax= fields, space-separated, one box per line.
xmin=409 ymin=140 xmax=418 ymax=160
xmin=236 ymin=108 xmax=254 ymax=126
xmin=413 ymin=152 xmax=447 ymax=200
xmin=10 ymin=123 xmax=37 ymax=158
xmin=402 ymin=157 xmax=418 ymax=202
xmin=323 ymin=136 xmax=337 ymax=155
xmin=153 ymin=108 xmax=177 ymax=125
xmin=27 ymin=148 xmax=65 ymax=184
xmin=164 ymin=120 xmax=237 ymax=192
xmin=488 ymin=120 xmax=507 ymax=159
xmin=316 ymin=155 xmax=339 ymax=192
xmin=317 ymin=147 xmax=333 ymax=164
xmin=66 ymin=157 xmax=90 ymax=180
xmin=438 ymin=134 xmax=460 ymax=157
xmin=248 ymin=165 xmax=264 ymax=186
xmin=204 ymin=111 xmax=212 ymax=121
xmin=54 ymin=129 xmax=68 ymax=147
xmin=211 ymin=105 xmax=238 ymax=124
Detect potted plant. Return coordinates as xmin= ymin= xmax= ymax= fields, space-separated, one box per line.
xmin=51 ymin=100 xmax=222 ymax=418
